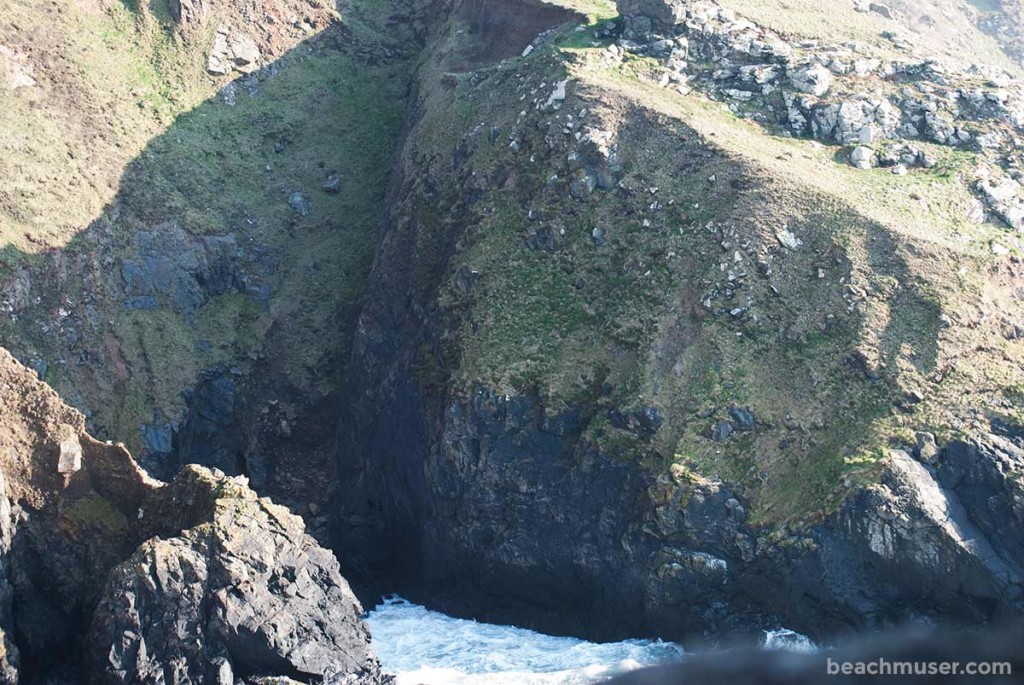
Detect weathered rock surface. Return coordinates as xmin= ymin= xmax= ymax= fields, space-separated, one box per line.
xmin=0 ymin=348 xmax=386 ymax=684
xmin=616 ymin=0 xmax=686 ymax=33
xmin=167 ymin=0 xmax=207 ymax=29
xmin=339 ymin=355 xmax=1024 ymax=643
xmin=88 ymin=467 xmax=388 ymax=685
xmin=208 ymin=27 xmax=261 ymax=75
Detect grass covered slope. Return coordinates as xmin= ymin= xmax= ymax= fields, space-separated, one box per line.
xmin=0 ymin=0 xmax=411 ymax=473
xmin=389 ymin=0 xmax=1024 ymax=525
xmin=726 ymin=0 xmax=1023 ymax=77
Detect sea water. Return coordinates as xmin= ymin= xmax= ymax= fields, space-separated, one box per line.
xmin=364 ymin=596 xmax=683 ymax=685
xmin=365 ymin=596 xmax=816 ymax=685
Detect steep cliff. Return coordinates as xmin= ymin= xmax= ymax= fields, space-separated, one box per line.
xmin=334 ymin=0 xmax=1024 ymax=644
xmin=0 ymin=0 xmax=415 ymax=525
xmin=3 ymin=0 xmax=1024 ymax=661
xmin=0 ymin=347 xmax=388 ymax=683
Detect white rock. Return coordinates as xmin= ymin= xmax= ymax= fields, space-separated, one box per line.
xmin=776 ymin=227 xmax=802 ymax=250
xmin=58 ymin=434 xmax=82 ymax=476
xmin=789 ymin=63 xmax=833 ymax=97
xmin=850 ymin=146 xmax=876 ymax=169
xmin=546 ymin=79 xmax=568 ymax=109
xmin=0 ymin=45 xmax=36 ymax=89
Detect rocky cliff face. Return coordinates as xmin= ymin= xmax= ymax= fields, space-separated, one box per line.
xmin=333 ymin=0 xmax=1024 ymax=645
xmin=4 ymin=0 xmax=1024 ymax=666
xmin=0 ymin=347 xmax=388 ymax=684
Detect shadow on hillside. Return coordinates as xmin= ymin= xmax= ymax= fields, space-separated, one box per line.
xmin=0 ymin=8 xmax=412 ymax=528
xmin=865 ymin=226 xmax=942 ymax=377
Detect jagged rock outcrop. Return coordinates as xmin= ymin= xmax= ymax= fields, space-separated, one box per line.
xmin=807 ymin=437 xmax=1024 ymax=629
xmin=168 ymin=0 xmax=207 ymax=29
xmin=88 ymin=467 xmax=387 ymax=685
xmin=0 ymin=348 xmax=387 ymax=684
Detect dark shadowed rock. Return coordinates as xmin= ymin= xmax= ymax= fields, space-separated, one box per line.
xmin=0 ymin=469 xmax=19 ymax=684
xmin=323 ymin=173 xmax=342 ymax=194
xmin=728 ymin=406 xmax=756 ymax=431
xmin=711 ymin=419 xmax=735 ymax=441
xmin=609 ymin=407 xmax=663 ymax=437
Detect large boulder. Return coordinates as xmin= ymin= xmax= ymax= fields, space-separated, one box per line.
xmin=207 ymin=27 xmax=261 ymax=75
xmin=88 ymin=466 xmax=390 ymax=685
xmin=789 ymin=63 xmax=833 ymax=97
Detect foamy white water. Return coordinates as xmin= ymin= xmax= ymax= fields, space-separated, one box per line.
xmin=364 ymin=596 xmax=685 ymax=685
xmin=762 ymin=628 xmax=816 ymax=653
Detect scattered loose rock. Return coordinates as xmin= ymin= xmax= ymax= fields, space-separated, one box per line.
xmin=323 ymin=173 xmax=342 ymax=194
xmin=207 ymin=27 xmax=261 ymax=76
xmin=914 ymin=431 xmax=939 ymax=464
xmin=289 ymin=191 xmax=313 ymax=217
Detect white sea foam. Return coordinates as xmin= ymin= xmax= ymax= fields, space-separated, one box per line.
xmin=364 ymin=596 xmax=685 ymax=685
xmin=762 ymin=628 xmax=816 ymax=653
